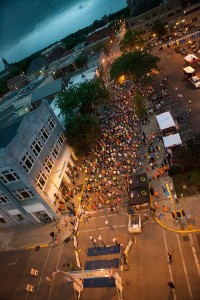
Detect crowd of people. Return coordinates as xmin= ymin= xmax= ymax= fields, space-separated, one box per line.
xmin=66 ymin=79 xmax=171 ymax=214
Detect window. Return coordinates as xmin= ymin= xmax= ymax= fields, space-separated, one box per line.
xmin=0 ymin=218 xmax=6 ymax=224
xmin=20 ymin=152 xmax=35 ymax=173
xmin=36 ymin=170 xmax=48 ymax=190
xmin=30 ymin=137 xmax=43 ymax=157
xmin=0 ymin=195 xmax=10 ymax=205
xmin=47 ymin=116 xmax=56 ymax=131
xmin=43 ymin=155 xmax=54 ymax=173
xmin=39 ymin=126 xmax=50 ymax=142
xmin=0 ymin=169 xmax=20 ymax=184
xmin=13 ymin=214 xmax=24 ymax=222
xmin=57 ymin=133 xmax=65 ymax=146
xmin=13 ymin=188 xmax=34 ymax=200
xmin=51 ymin=144 xmax=60 ymax=159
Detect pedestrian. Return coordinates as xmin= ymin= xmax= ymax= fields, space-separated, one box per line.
xmin=89 ymin=235 xmax=93 ymax=242
xmin=92 ymin=237 xmax=97 ymax=247
xmin=50 ymin=232 xmax=55 ymax=239
xmin=112 ymin=237 xmax=120 ymax=245
xmin=168 ymin=281 xmax=175 ymax=289
xmin=154 ymin=202 xmax=159 ymax=209
xmin=67 ymin=261 xmax=74 ymax=270
xmin=105 ymin=219 xmax=110 ymax=226
xmin=163 ymin=205 xmax=168 ymax=213
xmin=144 ymin=214 xmax=150 ymax=223
xmin=170 ymin=183 xmax=174 ymax=191
xmin=167 ymin=252 xmax=172 ymax=263
xmin=154 ymin=191 xmax=159 ymax=198
xmin=98 ymin=234 xmax=106 ymax=247
xmin=173 ymin=193 xmax=178 ymax=203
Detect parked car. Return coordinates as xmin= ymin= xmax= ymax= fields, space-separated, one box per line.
xmin=190 ymin=76 xmax=200 ymax=88
xmin=180 ymin=47 xmax=187 ymax=55
xmin=175 ymin=47 xmax=181 ymax=53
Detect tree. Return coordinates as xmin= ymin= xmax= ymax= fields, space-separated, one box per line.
xmin=134 ymin=94 xmax=147 ymax=119
xmin=172 ymin=141 xmax=200 ymax=172
xmin=151 ymin=19 xmax=167 ymax=38
xmin=56 ymin=78 xmax=111 ymax=116
xmin=74 ymin=54 xmax=88 ymax=69
xmin=119 ymin=29 xmax=145 ymax=52
xmin=64 ymin=114 xmax=101 ymax=156
xmin=109 ymin=50 xmax=160 ymax=83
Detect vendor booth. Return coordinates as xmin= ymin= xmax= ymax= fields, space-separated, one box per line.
xmin=127 ymin=173 xmax=150 ymax=208
xmin=183 ymin=66 xmax=195 ymax=79
xmin=156 ymin=112 xmax=177 ymax=136
xmin=184 ymin=54 xmax=199 ymax=64
xmin=163 ymin=133 xmax=182 ymax=148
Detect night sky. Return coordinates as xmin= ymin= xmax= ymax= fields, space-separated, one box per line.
xmin=0 ymin=0 xmax=127 ymax=71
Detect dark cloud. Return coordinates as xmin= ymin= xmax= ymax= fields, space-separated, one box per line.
xmin=0 ymin=0 xmax=84 ymax=52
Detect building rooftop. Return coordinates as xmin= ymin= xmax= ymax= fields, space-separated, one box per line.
xmin=31 ymin=78 xmax=63 ymax=104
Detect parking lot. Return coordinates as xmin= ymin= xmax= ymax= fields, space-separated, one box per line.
xmin=152 ymin=45 xmax=200 ymax=138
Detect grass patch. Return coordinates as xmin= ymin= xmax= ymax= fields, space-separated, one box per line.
xmin=172 ymin=170 xmax=200 ymax=197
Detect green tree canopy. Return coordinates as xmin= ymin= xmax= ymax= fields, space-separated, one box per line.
xmin=151 ymin=19 xmax=167 ymax=38
xmin=119 ymin=29 xmax=145 ymax=52
xmin=64 ymin=114 xmax=101 ymax=156
xmin=56 ymin=78 xmax=110 ymax=116
xmin=74 ymin=54 xmax=88 ymax=69
xmin=109 ymin=50 xmax=160 ymax=83
xmin=134 ymin=94 xmax=147 ymax=119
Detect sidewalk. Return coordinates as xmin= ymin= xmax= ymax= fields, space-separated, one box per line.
xmin=141 ymin=114 xmax=200 ymax=233
xmin=0 ymin=214 xmax=73 ymax=251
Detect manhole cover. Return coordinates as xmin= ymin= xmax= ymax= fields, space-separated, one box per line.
xmin=183 ymin=235 xmax=189 ymax=241
xmin=35 ymin=246 xmax=40 ymax=251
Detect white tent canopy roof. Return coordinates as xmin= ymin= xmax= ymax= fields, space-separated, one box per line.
xmin=163 ymin=133 xmax=182 ymax=148
xmin=183 ymin=66 xmax=195 ymax=73
xmin=184 ymin=54 xmax=199 ymax=63
xmin=156 ymin=112 xmax=176 ymax=130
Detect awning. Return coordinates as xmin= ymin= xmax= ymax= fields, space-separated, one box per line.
xmin=156 ymin=112 xmax=176 ymax=130
xmin=8 ymin=209 xmax=20 ymax=215
xmin=23 ymin=203 xmax=46 ymax=213
xmin=163 ymin=133 xmax=182 ymax=148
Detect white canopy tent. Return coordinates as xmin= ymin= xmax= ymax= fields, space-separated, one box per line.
xmin=156 ymin=112 xmax=176 ymax=131
xmin=184 ymin=54 xmax=199 ymax=64
xmin=163 ymin=133 xmax=182 ymax=148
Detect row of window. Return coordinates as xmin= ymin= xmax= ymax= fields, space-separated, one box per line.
xmin=0 ymin=187 xmax=35 ymax=204
xmin=20 ymin=132 xmax=65 ymax=174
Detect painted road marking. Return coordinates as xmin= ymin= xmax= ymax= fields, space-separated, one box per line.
xmin=188 ymin=234 xmax=200 ymax=279
xmin=47 ymin=244 xmax=64 ymax=300
xmin=8 ymin=256 xmax=19 ymax=266
xmin=79 ymin=224 xmax=127 ymax=233
xmin=163 ymin=230 xmax=177 ymax=300
xmin=176 ymin=234 xmax=193 ymax=298
xmin=34 ymin=247 xmax=52 ymax=300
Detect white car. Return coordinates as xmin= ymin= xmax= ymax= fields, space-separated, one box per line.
xmin=191 ymin=76 xmax=200 ymax=88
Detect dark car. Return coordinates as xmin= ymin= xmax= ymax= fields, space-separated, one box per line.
xmin=180 ymin=47 xmax=187 ymax=55
xmin=175 ymin=47 xmax=181 ymax=53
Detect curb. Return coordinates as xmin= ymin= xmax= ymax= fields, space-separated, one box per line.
xmin=26 ymin=244 xmax=49 ymax=250
xmin=155 ymin=216 xmax=200 ymax=233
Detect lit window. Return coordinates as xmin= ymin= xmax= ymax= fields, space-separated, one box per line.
xmin=39 ymin=126 xmax=50 ymax=142
xmin=20 ymin=152 xmax=35 ymax=173
xmin=13 ymin=188 xmax=34 ymax=200
xmin=51 ymin=144 xmax=60 ymax=159
xmin=57 ymin=133 xmax=65 ymax=146
xmin=43 ymin=155 xmax=54 ymax=173
xmin=47 ymin=116 xmax=56 ymax=131
xmin=0 ymin=195 xmax=10 ymax=205
xmin=0 ymin=169 xmax=20 ymax=184
xmin=30 ymin=137 xmax=43 ymax=157
xmin=36 ymin=170 xmax=48 ymax=190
